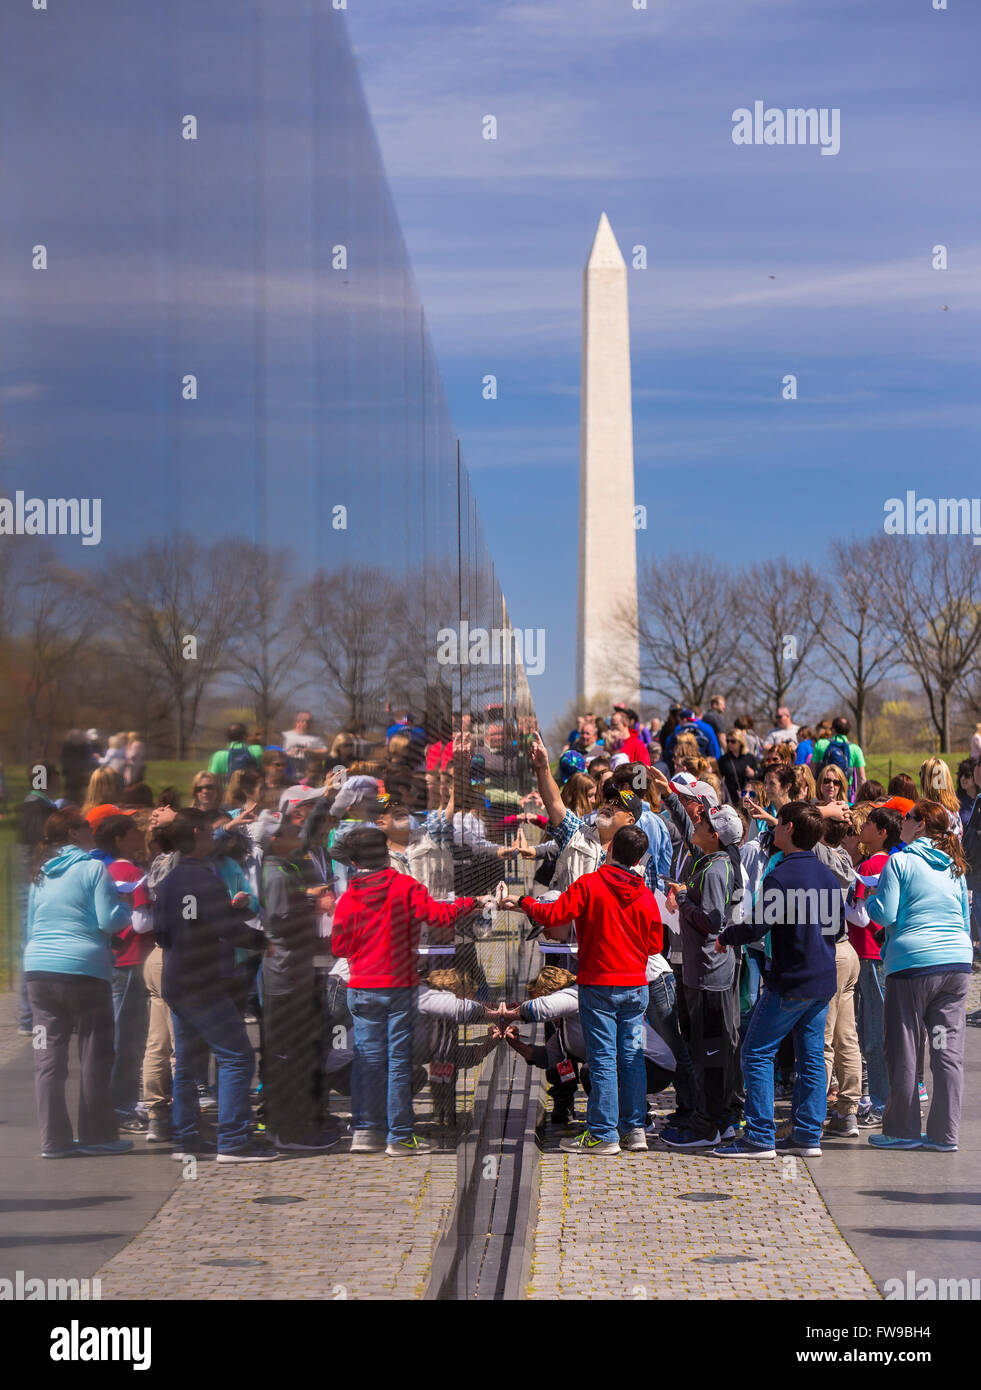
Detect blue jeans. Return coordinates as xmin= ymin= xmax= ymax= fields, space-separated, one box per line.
xmin=169 ymin=993 xmax=255 ymax=1152
xmin=577 ymin=984 xmax=649 ymax=1142
xmin=645 ymin=971 xmax=696 ymax=1120
xmin=110 ymin=964 xmax=149 ymax=1113
xmin=741 ymin=948 xmax=765 ymax=1022
xmin=349 ymin=987 xmax=418 ymax=1144
xmin=741 ymin=987 xmax=829 ymax=1148
xmin=856 ymin=957 xmax=887 ymax=1109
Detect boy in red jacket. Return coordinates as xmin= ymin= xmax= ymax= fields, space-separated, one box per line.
xmin=331 ymin=827 xmax=487 ymax=1156
xmin=502 ymin=825 xmax=660 ymax=1155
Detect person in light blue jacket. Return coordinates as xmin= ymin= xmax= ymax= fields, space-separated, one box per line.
xmin=23 ymin=808 xmax=132 ymax=1158
xmin=865 ymin=799 xmax=972 ymax=1153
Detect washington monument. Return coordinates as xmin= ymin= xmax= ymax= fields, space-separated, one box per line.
xmin=575 ymin=213 xmax=640 ymax=706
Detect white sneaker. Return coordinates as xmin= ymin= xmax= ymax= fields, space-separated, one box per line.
xmin=620 ymin=1127 xmax=648 ymax=1153
xmin=349 ymin=1131 xmax=385 ymax=1153
xmin=385 ymin=1134 xmax=432 ymax=1157
xmin=559 ymin=1130 xmax=620 ymax=1156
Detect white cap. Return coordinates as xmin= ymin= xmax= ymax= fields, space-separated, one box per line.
xmin=278 ymin=784 xmax=324 ymax=814
xmin=707 ymin=804 xmax=743 ymax=847
xmin=670 ymin=773 xmax=719 ymax=809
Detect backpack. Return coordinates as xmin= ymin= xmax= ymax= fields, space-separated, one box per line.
xmin=818 ymin=737 xmax=850 ymax=777
xmin=226 ymin=743 xmax=259 ymax=776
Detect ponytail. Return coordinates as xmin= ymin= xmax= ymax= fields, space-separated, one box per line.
xmin=913 ymin=799 xmax=968 ymax=878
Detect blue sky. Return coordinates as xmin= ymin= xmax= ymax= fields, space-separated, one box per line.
xmin=346 ymin=0 xmax=981 ymax=725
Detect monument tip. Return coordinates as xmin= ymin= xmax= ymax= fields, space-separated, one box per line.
xmin=586 ymin=212 xmax=625 ymax=271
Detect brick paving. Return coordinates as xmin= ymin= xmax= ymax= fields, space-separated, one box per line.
xmin=95 ymin=1145 xmax=459 ymax=1300
xmin=93 ymin=929 xmax=516 ymax=1300
xmin=528 ymin=1094 xmax=881 ymax=1301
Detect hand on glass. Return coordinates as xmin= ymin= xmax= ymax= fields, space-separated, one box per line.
xmin=648 ymin=766 xmax=672 ymax=795
xmin=528 ymin=731 xmax=549 ymax=770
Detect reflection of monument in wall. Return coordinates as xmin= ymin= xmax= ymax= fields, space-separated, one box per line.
xmin=575 ymin=213 xmax=640 ymax=706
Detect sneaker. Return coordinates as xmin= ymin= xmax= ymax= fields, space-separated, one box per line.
xmin=920 ymin=1135 xmax=958 ymax=1152
xmin=918 ymin=1082 xmax=929 ymax=1104
xmin=273 ymin=1132 xmax=340 ymax=1152
xmin=349 ymin=1130 xmax=385 ymax=1153
xmin=660 ymin=1125 xmax=721 ymax=1151
xmin=620 ymin=1127 xmax=648 ymax=1152
xmin=385 ymin=1134 xmax=432 ymax=1157
xmin=17 ymin=1026 xmax=33 ymax=1037
xmin=550 ymin=1105 xmax=573 ymax=1126
xmin=145 ymin=1120 xmax=172 ymax=1143
xmin=825 ymin=1112 xmax=859 ymax=1138
xmin=868 ymin=1134 xmax=922 ymax=1150
xmin=775 ymin=1135 xmax=822 ymax=1157
xmin=719 ymin=1119 xmax=746 ymax=1141
xmin=171 ymin=1142 xmax=217 ymax=1160
xmin=215 ymin=1142 xmax=280 ymax=1164
xmin=857 ymin=1107 xmax=885 ymax=1129
xmin=77 ymin=1139 xmax=134 ymax=1156
xmin=117 ymin=1113 xmax=149 ymax=1134
xmin=41 ymin=1143 xmax=80 ymax=1159
xmin=559 ymin=1130 xmax=620 ymax=1156
xmin=714 ymin=1138 xmax=775 ymax=1159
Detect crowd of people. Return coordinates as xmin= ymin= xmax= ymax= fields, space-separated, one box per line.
xmin=502 ymin=699 xmax=980 ymax=1157
xmin=17 ymin=710 xmax=520 ymax=1161
xmin=15 ymin=696 xmax=981 ymax=1168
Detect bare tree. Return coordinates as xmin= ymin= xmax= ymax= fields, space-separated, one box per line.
xmin=732 ymin=559 xmax=831 ymax=718
xmin=107 ymin=537 xmax=244 ymax=758
xmin=299 ymin=564 xmax=411 ymax=734
xmin=815 ymin=540 xmax=903 ymax=746
xmin=19 ymin=552 xmax=99 ymax=758
xmin=873 ymin=534 xmax=981 ymax=751
xmin=619 ymin=557 xmax=742 ymax=708
xmin=220 ymin=542 xmax=305 ymax=742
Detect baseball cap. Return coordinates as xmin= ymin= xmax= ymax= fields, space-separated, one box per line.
xmin=881 ymin=796 xmax=915 ymax=817
xmin=602 ymin=783 xmax=644 ymax=821
xmin=86 ymin=803 xmax=129 ymax=829
xmin=278 ymin=784 xmax=325 ymax=814
xmin=246 ymin=809 xmax=283 ymax=850
xmin=669 ymin=773 xmax=719 ymax=809
xmin=706 ymin=804 xmax=742 ymax=847
xmin=558 ymin=749 xmax=586 ymax=782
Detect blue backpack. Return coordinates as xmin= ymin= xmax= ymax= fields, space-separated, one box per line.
xmin=819 ymin=738 xmax=850 ymax=776
xmin=226 ymin=743 xmax=259 ymax=776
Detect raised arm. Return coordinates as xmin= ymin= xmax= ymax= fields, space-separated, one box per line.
xmin=528 ymin=730 xmax=566 ymax=827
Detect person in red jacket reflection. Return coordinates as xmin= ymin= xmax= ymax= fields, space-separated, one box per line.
xmin=331 ymin=826 xmax=490 ymax=1157
xmin=500 ymin=824 xmax=661 ymax=1157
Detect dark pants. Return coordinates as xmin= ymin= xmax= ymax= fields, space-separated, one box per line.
xmin=684 ymin=981 xmax=743 ymax=1132
xmin=261 ymin=987 xmax=324 ymax=1142
xmin=110 ymin=963 xmax=149 ymax=1114
xmin=27 ymin=974 xmax=117 ymax=1152
xmin=646 ymin=970 xmax=698 ymax=1120
xmin=883 ymin=970 xmax=969 ymax=1145
xmin=167 ymin=991 xmax=255 ymax=1153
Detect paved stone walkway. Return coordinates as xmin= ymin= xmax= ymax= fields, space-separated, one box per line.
xmin=95 ymin=1147 xmax=459 ymax=1300
xmin=528 ymin=1097 xmax=880 ymax=1300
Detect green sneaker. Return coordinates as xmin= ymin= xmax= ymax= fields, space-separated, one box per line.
xmin=386 ymin=1133 xmax=432 ymax=1157
xmin=559 ymin=1130 xmax=620 ymax=1156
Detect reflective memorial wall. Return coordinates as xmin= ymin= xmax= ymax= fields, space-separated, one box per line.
xmin=0 ymin=2 xmax=537 ymax=1296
